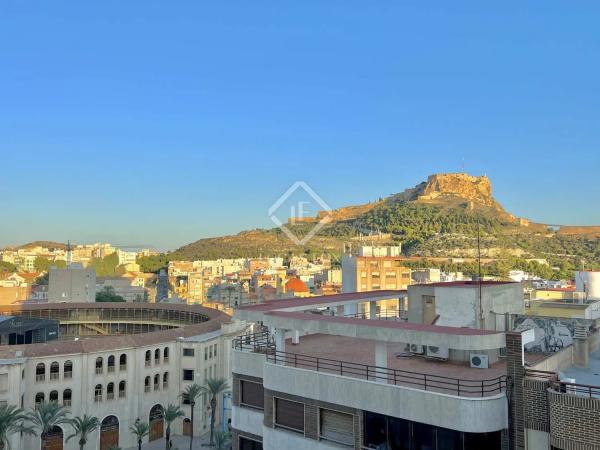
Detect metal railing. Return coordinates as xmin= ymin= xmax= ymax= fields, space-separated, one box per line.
xmin=50 ymin=372 xmax=60 ymax=381
xmin=553 ymin=381 xmax=600 ymax=398
xmin=526 ymin=369 xmax=600 ymax=398
xmin=232 ymin=330 xmax=275 ymax=354
xmin=344 ymin=309 xmax=407 ymax=321
xmin=64 ymin=371 xmax=73 ymax=380
xmin=267 ymin=351 xmax=506 ymax=398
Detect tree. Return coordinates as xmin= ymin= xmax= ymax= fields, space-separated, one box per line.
xmin=129 ymin=421 xmax=149 ymax=450
xmin=0 ymin=262 xmax=17 ymax=273
xmin=213 ymin=430 xmax=231 ymax=450
xmin=27 ymin=402 xmax=71 ymax=450
xmin=66 ymin=415 xmax=99 ymax=450
xmin=34 ymin=257 xmax=65 ymax=273
xmin=182 ymin=384 xmax=205 ymax=450
xmin=204 ymin=378 xmax=229 ymax=446
xmin=0 ymin=404 xmax=35 ymax=450
xmin=163 ymin=404 xmax=184 ymax=450
xmin=95 ymin=286 xmax=125 ymax=303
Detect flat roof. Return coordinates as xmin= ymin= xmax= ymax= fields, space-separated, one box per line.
xmin=267 ymin=311 xmax=500 ymax=336
xmin=561 ymin=348 xmax=600 ymax=388
xmin=419 ymin=281 xmax=517 ymax=288
xmin=237 ymin=290 xmax=406 ymax=312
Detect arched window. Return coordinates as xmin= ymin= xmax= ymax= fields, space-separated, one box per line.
xmin=118 ymin=381 xmax=126 ymax=398
xmin=107 ymin=355 xmax=115 ymax=373
xmin=163 ymin=347 xmax=169 ymax=363
xmin=36 ymin=363 xmax=45 ymax=382
xmin=35 ymin=392 xmax=44 ymax=408
xmin=144 ymin=376 xmax=151 ymax=393
xmin=145 ymin=350 xmax=151 ymax=367
xmin=100 ymin=416 xmax=120 ymax=450
xmin=63 ymin=389 xmax=72 ymax=407
xmin=49 ymin=390 xmax=59 ymax=403
xmin=50 ymin=362 xmax=60 ymax=381
xmin=95 ymin=357 xmax=103 ymax=375
xmin=119 ymin=354 xmax=127 ymax=371
xmin=94 ymin=384 xmax=103 ymax=402
xmin=154 ymin=349 xmax=160 ymax=364
xmin=107 ymin=382 xmax=115 ymax=400
xmin=153 ymin=374 xmax=160 ymax=391
xmin=162 ymin=372 xmax=169 ymax=389
xmin=64 ymin=360 xmax=73 ymax=379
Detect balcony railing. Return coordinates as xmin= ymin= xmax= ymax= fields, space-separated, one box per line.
xmin=107 ymin=392 xmax=114 ymax=400
xmin=232 ymin=331 xmax=275 ymax=354
xmin=164 ymin=357 xmax=169 ymax=364
xmin=36 ymin=374 xmax=45 ymax=382
xmin=526 ymin=369 xmax=600 ymax=398
xmin=144 ymin=386 xmax=151 ymax=393
xmin=95 ymin=367 xmax=103 ymax=375
xmin=107 ymin=366 xmax=115 ymax=373
xmin=119 ymin=364 xmax=127 ymax=371
xmin=119 ymin=391 xmax=126 ymax=398
xmin=145 ymin=360 xmax=151 ymax=367
xmin=267 ymin=351 xmax=506 ymax=398
xmin=64 ymin=371 xmax=72 ymax=380
xmin=344 ymin=309 xmax=406 ymax=321
xmin=50 ymin=373 xmax=60 ymax=381
xmin=63 ymin=400 xmax=72 ymax=407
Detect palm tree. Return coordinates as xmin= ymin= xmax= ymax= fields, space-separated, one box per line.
xmin=129 ymin=421 xmax=149 ymax=450
xmin=213 ymin=430 xmax=231 ymax=450
xmin=205 ymin=378 xmax=229 ymax=446
xmin=0 ymin=404 xmax=35 ymax=450
xmin=66 ymin=415 xmax=99 ymax=450
xmin=182 ymin=383 xmax=205 ymax=450
xmin=27 ymin=402 xmax=71 ymax=450
xmin=163 ymin=404 xmax=184 ymax=450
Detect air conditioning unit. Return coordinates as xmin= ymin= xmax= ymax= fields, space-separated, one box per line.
xmin=404 ymin=343 xmax=424 ymax=354
xmin=470 ymin=353 xmax=489 ymax=369
xmin=426 ymin=345 xmax=449 ymax=359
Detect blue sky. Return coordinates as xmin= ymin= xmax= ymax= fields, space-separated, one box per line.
xmin=1 ymin=1 xmax=599 ymax=251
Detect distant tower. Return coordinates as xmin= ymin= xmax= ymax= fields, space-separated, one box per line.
xmin=66 ymin=240 xmax=73 ymax=267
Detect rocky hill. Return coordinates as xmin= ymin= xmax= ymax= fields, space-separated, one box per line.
xmin=170 ymin=173 xmax=600 ymax=273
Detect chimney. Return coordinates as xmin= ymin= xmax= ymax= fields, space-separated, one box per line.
xmin=572 ymin=324 xmax=589 ymax=369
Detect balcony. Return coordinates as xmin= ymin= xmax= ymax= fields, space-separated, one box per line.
xmin=232 ymin=330 xmax=275 ymax=354
xmin=268 ymin=351 xmax=506 ymax=398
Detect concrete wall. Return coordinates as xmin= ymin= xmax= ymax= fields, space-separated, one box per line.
xmin=262 ymin=426 xmax=343 ymax=450
xmin=49 ymin=266 xmax=96 ymax=303
xmin=341 ymin=256 xmax=357 ymax=294
xmin=263 ymin=362 xmax=507 ymax=433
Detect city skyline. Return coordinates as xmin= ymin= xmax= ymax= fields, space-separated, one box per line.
xmin=2 ymin=2 xmax=600 ymax=250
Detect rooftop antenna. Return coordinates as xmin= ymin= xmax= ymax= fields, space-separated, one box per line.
xmin=66 ymin=240 xmax=73 ymax=267
xmin=477 ymin=217 xmax=484 ymax=328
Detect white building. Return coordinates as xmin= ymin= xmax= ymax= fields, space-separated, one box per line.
xmin=48 ymin=264 xmax=96 ymax=303
xmin=0 ymin=302 xmax=246 ymax=450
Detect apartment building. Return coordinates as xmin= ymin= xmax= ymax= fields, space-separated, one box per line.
xmin=48 ymin=264 xmax=96 ymax=303
xmin=230 ymin=290 xmax=511 ymax=450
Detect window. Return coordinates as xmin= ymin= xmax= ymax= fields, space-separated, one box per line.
xmin=107 ymin=355 xmax=115 ymax=373
xmin=35 ymin=393 xmax=44 ymax=408
xmin=119 ymin=381 xmax=126 ymax=398
xmin=0 ymin=374 xmax=8 ymax=392
xmin=274 ymin=398 xmax=304 ymax=433
xmin=107 ymin=382 xmax=115 ymax=400
xmin=64 ymin=360 xmax=73 ymax=379
xmin=94 ymin=384 xmax=103 ymax=402
xmin=163 ymin=372 xmax=169 ymax=389
xmin=240 ymin=380 xmax=264 ymax=410
xmin=209 ymin=346 xmax=213 ymax=358
xmin=320 ymin=409 xmax=354 ymax=446
xmin=36 ymin=363 xmax=45 ymax=382
xmin=63 ymin=389 xmax=72 ymax=407
xmin=182 ymin=393 xmax=190 ymax=405
xmin=214 ymin=344 xmax=217 ymax=358
xmin=183 ymin=369 xmax=194 ymax=381
xmin=144 ymin=376 xmax=151 ymax=393
xmin=50 ymin=362 xmax=60 ymax=380
xmin=155 ymin=349 xmax=161 ymax=364
xmin=183 ymin=348 xmax=195 ymax=357
xmin=239 ymin=437 xmax=263 ymax=450
xmin=145 ymin=350 xmax=152 ymax=367
xmin=163 ymin=347 xmax=170 ymax=362
xmin=49 ymin=390 xmax=59 ymax=404
xmin=204 ymin=347 xmax=208 ymax=361
xmin=95 ymin=357 xmax=103 ymax=375
xmin=120 ymin=354 xmax=127 ymax=371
